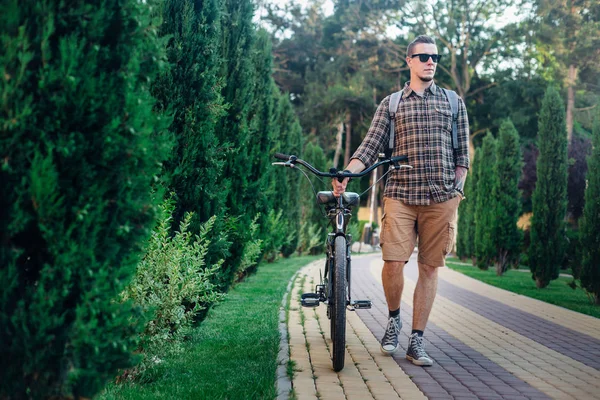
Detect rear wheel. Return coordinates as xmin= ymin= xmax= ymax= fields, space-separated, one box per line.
xmin=330 ymin=235 xmax=347 ymax=371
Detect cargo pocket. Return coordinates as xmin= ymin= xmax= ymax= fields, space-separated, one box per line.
xmin=379 ymin=212 xmax=387 ymax=245
xmin=444 ymin=223 xmax=456 ymax=255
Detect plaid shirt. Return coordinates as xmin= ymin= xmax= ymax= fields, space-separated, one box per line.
xmin=351 ymin=81 xmax=470 ymax=206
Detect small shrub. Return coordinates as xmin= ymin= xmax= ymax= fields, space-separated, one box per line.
xmin=122 ymin=197 xmax=224 ymax=377
xmin=298 ymin=221 xmax=324 ymax=255
xmin=237 ymin=214 xmax=263 ymax=278
xmin=262 ymin=209 xmax=295 ymax=262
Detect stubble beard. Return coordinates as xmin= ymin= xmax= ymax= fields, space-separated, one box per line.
xmin=418 ymin=74 xmax=434 ymax=82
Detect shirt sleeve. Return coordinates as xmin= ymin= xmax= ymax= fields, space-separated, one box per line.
xmin=350 ymin=96 xmax=391 ymax=169
xmin=455 ymin=96 xmax=470 ymax=169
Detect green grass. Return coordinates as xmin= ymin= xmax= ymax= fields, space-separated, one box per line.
xmin=446 ymin=258 xmax=600 ymax=319
xmin=98 ymin=255 xmax=321 ymax=400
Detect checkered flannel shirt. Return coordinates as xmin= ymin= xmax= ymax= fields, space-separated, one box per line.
xmin=351 ymin=81 xmax=470 ymax=206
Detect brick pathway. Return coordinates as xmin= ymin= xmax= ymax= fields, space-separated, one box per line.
xmin=285 ymin=253 xmax=600 ymax=400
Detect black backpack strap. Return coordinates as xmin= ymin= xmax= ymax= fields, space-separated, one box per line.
xmin=442 ymin=88 xmax=459 ymax=150
xmin=386 ymin=91 xmax=403 ymax=158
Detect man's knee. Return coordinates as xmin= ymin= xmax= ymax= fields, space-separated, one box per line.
xmin=418 ymin=262 xmax=438 ymax=280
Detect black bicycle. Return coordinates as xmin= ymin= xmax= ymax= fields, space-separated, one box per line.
xmin=273 ymin=153 xmax=410 ymax=371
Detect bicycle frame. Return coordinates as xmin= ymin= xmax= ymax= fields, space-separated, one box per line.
xmin=273 ymin=152 xmax=410 ymax=371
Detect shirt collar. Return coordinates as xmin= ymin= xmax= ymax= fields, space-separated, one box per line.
xmin=403 ymin=81 xmax=438 ymax=96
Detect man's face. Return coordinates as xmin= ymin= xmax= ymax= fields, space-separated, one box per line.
xmin=406 ymin=43 xmax=438 ymax=82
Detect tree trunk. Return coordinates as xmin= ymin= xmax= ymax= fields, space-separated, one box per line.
xmin=344 ymin=111 xmax=352 ymax=168
xmin=535 ymin=276 xmax=549 ymax=289
xmin=566 ymin=64 xmax=577 ymax=143
xmin=333 ymin=119 xmax=344 ymax=168
xmin=496 ymin=250 xmax=508 ymax=276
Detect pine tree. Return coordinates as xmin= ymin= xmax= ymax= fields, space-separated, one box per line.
xmin=529 ymin=87 xmax=568 ymax=288
xmin=474 ymin=133 xmax=498 ymax=270
xmin=492 ymin=119 xmax=523 ymax=275
xmin=0 ymin=0 xmax=171 ymax=397
xmin=274 ymin=91 xmax=303 ymax=257
xmin=153 ymin=0 xmax=226 ymax=229
xmin=214 ymin=0 xmax=257 ymax=286
xmin=580 ymin=112 xmax=600 ymax=304
xmin=457 ymin=148 xmax=481 ymax=261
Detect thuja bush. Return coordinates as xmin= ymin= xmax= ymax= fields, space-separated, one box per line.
xmin=529 ymin=87 xmax=568 ymax=288
xmin=122 ymin=197 xmax=224 ymax=376
xmin=0 ymin=0 xmax=171 ymax=397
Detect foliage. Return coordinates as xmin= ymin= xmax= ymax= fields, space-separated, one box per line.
xmin=519 ymin=143 xmax=539 ymax=214
xmin=122 ymin=198 xmax=224 ymax=377
xmin=567 ymin=133 xmax=592 ymax=220
xmin=529 ymin=87 xmax=568 ymax=288
xmin=154 ymin=0 xmax=226 ymax=232
xmin=532 ymin=0 xmax=600 ymax=137
xmin=237 ymin=214 xmax=264 ymax=277
xmin=579 ymin=112 xmax=600 ymax=304
xmin=298 ymin=221 xmax=325 ymax=256
xmin=0 ymin=0 xmax=172 ymax=397
xmin=474 ymin=133 xmax=498 ymax=270
xmin=100 ymin=255 xmax=321 ymax=399
xmin=491 ymin=119 xmax=523 ymax=275
xmin=262 ymin=209 xmax=294 ymax=262
xmin=457 ymin=148 xmax=481 ymax=261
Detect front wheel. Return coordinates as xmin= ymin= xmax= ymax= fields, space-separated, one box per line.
xmin=330 ymin=235 xmax=347 ymax=372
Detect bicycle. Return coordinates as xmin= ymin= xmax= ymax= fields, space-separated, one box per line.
xmin=273 ymin=153 xmax=410 ymax=371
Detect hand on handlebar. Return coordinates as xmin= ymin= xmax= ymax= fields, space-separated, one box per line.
xmin=332 ymin=177 xmax=349 ymax=197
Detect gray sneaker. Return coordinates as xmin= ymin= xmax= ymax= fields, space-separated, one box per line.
xmin=380 ymin=316 xmax=402 ymax=355
xmin=406 ymin=332 xmax=433 ymax=366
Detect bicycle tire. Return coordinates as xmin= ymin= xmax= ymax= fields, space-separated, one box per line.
xmin=330 ymin=235 xmax=347 ymax=371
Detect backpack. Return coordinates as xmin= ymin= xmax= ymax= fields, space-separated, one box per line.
xmin=385 ymin=87 xmax=459 ymax=158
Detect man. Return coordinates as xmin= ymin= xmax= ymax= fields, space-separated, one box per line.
xmin=332 ymin=35 xmax=469 ymax=366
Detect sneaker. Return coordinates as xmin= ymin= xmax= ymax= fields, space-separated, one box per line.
xmin=406 ymin=333 xmax=433 ymax=366
xmin=380 ymin=316 xmax=402 ymax=355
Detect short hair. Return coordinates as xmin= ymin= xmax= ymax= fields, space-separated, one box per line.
xmin=407 ymin=35 xmax=436 ymax=57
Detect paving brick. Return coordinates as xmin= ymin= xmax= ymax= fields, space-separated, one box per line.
xmin=285 ymin=255 xmax=600 ymax=400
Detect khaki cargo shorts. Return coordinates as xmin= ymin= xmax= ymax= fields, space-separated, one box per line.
xmin=380 ymin=195 xmax=461 ymax=267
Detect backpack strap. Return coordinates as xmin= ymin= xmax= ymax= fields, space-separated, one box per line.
xmin=441 ymin=88 xmax=459 ymax=150
xmin=386 ymin=91 xmax=403 ymax=158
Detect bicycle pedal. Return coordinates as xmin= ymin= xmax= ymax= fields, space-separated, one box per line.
xmin=301 ymin=293 xmax=320 ymax=308
xmin=351 ymin=300 xmax=372 ymax=309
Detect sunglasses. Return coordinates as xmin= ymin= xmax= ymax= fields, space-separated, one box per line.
xmin=411 ymin=53 xmax=442 ymax=63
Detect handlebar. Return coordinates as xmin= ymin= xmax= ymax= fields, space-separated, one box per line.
xmin=273 ymin=152 xmax=410 ymax=182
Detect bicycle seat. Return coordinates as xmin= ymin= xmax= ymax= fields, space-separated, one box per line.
xmin=316 ymin=191 xmax=360 ymax=206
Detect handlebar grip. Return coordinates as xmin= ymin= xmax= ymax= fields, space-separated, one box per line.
xmin=274 ymin=153 xmax=291 ymax=161
xmin=391 ymin=155 xmax=408 ymax=163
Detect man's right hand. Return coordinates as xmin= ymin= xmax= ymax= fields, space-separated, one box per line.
xmin=332 ymin=177 xmax=349 ymax=197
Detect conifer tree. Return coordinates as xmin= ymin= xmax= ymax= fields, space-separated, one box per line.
xmin=579 ymin=112 xmax=600 ymax=304
xmin=474 ymin=133 xmax=498 ymax=269
xmin=529 ymin=87 xmax=568 ymax=288
xmin=457 ymin=148 xmax=481 ymax=261
xmin=274 ymin=91 xmax=303 ymax=257
xmin=492 ymin=119 xmax=523 ymax=275
xmin=214 ymin=0 xmax=257 ymax=284
xmin=153 ymin=0 xmax=226 ymax=229
xmin=0 ymin=0 xmax=171 ymax=397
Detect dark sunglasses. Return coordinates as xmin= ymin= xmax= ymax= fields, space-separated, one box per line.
xmin=411 ymin=53 xmax=442 ymax=63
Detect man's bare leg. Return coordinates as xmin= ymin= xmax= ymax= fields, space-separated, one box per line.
xmin=380 ymin=261 xmax=405 ymax=355
xmin=382 ymin=261 xmax=405 ymax=311
xmin=405 ymin=262 xmax=438 ymax=366
xmin=412 ymin=262 xmax=438 ymax=331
